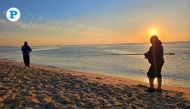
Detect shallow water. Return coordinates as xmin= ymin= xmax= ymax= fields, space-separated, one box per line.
xmin=0 ymin=41 xmax=190 ymax=88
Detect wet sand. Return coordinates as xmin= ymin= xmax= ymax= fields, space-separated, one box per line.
xmin=0 ymin=59 xmax=190 ymax=109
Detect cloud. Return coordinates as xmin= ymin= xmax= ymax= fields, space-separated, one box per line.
xmin=0 ymin=12 xmax=120 ymax=45
xmin=0 ymin=10 xmax=7 ymax=19
xmin=0 ymin=17 xmax=116 ymax=38
xmin=25 ymin=13 xmax=44 ymax=21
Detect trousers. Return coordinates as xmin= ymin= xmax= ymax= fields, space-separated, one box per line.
xmin=23 ymin=55 xmax=30 ymax=66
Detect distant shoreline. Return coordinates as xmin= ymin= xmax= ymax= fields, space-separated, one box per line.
xmin=1 ymin=40 xmax=189 ymax=47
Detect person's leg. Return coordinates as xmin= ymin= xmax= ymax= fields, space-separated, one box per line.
xmin=146 ymin=64 xmax=155 ymax=92
xmin=28 ymin=55 xmax=30 ymax=67
xmin=149 ymin=78 xmax=155 ymax=89
xmin=147 ymin=64 xmax=155 ymax=88
xmin=156 ymin=64 xmax=163 ymax=90
xmin=26 ymin=55 xmax=29 ymax=66
xmin=157 ymin=78 xmax=162 ymax=90
xmin=23 ymin=55 xmax=27 ymax=66
xmin=145 ymin=78 xmax=155 ymax=92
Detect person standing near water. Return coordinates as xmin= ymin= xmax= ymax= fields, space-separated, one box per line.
xmin=21 ymin=41 xmax=32 ymax=67
xmin=144 ymin=35 xmax=164 ymax=93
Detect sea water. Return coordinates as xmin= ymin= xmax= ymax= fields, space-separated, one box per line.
xmin=0 ymin=41 xmax=189 ymax=88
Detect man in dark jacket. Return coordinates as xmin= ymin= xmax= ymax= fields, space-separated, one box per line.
xmin=21 ymin=41 xmax=32 ymax=67
xmin=144 ymin=35 xmax=164 ymax=93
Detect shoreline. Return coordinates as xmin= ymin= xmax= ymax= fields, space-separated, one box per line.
xmin=1 ymin=59 xmax=190 ymax=93
xmin=0 ymin=59 xmax=190 ymax=108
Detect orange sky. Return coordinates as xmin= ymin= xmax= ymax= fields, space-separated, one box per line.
xmin=0 ymin=1 xmax=189 ymax=46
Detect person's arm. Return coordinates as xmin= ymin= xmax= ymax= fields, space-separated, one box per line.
xmin=161 ymin=45 xmax=164 ymax=56
xmin=29 ymin=46 xmax=32 ymax=52
xmin=144 ymin=46 xmax=152 ymax=59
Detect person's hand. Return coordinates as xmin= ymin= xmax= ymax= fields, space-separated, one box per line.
xmin=144 ymin=53 xmax=148 ymax=59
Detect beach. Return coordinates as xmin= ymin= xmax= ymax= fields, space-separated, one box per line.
xmin=0 ymin=59 xmax=190 ymax=109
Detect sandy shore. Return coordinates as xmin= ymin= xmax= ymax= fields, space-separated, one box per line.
xmin=0 ymin=59 xmax=190 ymax=109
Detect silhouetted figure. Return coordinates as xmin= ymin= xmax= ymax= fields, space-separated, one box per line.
xmin=144 ymin=35 xmax=164 ymax=93
xmin=21 ymin=41 xmax=32 ymax=67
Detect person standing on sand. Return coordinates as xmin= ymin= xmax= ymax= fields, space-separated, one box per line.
xmin=21 ymin=41 xmax=32 ymax=67
xmin=144 ymin=35 xmax=164 ymax=93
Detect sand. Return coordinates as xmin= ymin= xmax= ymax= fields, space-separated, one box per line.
xmin=0 ymin=59 xmax=190 ymax=109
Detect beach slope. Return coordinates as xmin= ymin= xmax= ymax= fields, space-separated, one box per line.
xmin=0 ymin=60 xmax=190 ymax=108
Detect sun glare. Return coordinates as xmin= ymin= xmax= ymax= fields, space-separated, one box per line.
xmin=152 ymin=30 xmax=155 ymax=34
xmin=147 ymin=28 xmax=160 ymax=40
xmin=150 ymin=29 xmax=158 ymax=36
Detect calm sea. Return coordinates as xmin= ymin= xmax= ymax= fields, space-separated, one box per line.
xmin=0 ymin=41 xmax=190 ymax=88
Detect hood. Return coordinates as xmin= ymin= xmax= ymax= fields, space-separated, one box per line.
xmin=152 ymin=40 xmax=162 ymax=46
xmin=24 ymin=41 xmax=28 ymax=46
xmin=157 ymin=40 xmax=162 ymax=44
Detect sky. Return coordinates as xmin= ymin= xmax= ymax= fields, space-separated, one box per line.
xmin=0 ymin=0 xmax=189 ymax=46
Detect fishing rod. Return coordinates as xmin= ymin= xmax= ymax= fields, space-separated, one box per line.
xmin=87 ymin=53 xmax=175 ymax=56
xmin=104 ymin=53 xmax=175 ymax=55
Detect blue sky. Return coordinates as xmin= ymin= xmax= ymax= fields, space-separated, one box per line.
xmin=1 ymin=0 xmax=143 ymax=21
xmin=0 ymin=0 xmax=189 ymax=46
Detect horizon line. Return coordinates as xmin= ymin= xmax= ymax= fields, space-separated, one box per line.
xmin=0 ymin=40 xmax=189 ymax=47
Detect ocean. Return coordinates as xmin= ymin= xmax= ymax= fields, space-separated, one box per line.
xmin=0 ymin=41 xmax=190 ymax=88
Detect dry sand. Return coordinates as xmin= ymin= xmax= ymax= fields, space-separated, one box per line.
xmin=0 ymin=59 xmax=190 ymax=109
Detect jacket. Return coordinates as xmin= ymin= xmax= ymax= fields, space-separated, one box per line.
xmin=21 ymin=43 xmax=32 ymax=55
xmin=144 ymin=40 xmax=164 ymax=64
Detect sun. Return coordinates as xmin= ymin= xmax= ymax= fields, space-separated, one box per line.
xmin=152 ymin=30 xmax=155 ymax=34
xmin=147 ymin=28 xmax=160 ymax=40
xmin=150 ymin=29 xmax=158 ymax=36
xmin=147 ymin=28 xmax=161 ymax=40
